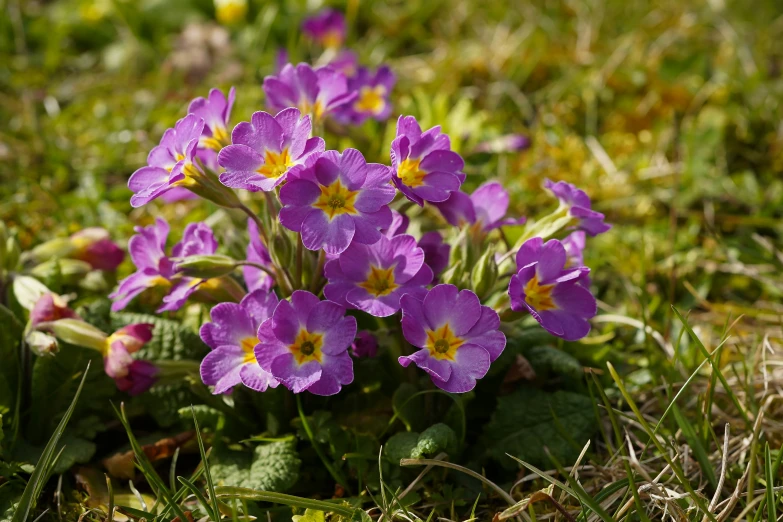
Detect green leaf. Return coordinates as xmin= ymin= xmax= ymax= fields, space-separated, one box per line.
xmin=384 ymin=432 xmax=419 ymax=464
xmin=11 ymin=434 xmax=96 ymax=474
xmin=136 ymin=382 xmax=196 ymax=428
xmin=177 ymin=405 xmax=223 ymax=429
xmin=486 ymin=328 xmax=554 ymax=377
xmin=0 ymin=304 xmax=23 ymax=413
xmin=292 ymin=509 xmax=326 ymax=522
xmin=211 ymin=440 xmax=301 ymax=492
xmin=111 ymin=312 xmax=208 ymax=361
xmin=411 ymin=424 xmax=458 ymax=459
xmin=11 ymin=363 xmax=89 ymax=522
xmin=482 ymin=388 xmax=597 ymax=469
xmin=524 ymin=345 xmax=583 ymax=380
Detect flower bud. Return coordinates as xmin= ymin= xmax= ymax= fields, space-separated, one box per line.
xmin=471 ymin=247 xmax=498 ymax=299
xmin=26 ymin=331 xmax=59 ymax=357
xmin=69 ymin=228 xmax=125 ymax=271
xmin=351 ymin=330 xmax=378 ymax=358
xmin=440 ymin=260 xmax=465 ymax=287
xmin=30 ymin=293 xmax=79 ymax=326
xmin=14 ymin=276 xmax=54 ymax=312
xmin=30 ymin=259 xmax=93 ymax=284
xmin=192 ymin=276 xmax=246 ymax=304
xmin=27 ymin=238 xmax=74 ymax=265
xmin=47 ymin=318 xmax=108 ymax=351
xmin=175 ymin=255 xmax=238 ymax=279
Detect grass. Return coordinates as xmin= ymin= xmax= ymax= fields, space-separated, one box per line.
xmin=2 ymin=0 xmax=783 ymax=520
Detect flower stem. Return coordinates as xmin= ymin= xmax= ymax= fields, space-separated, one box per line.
xmin=309 ymin=250 xmax=326 ymax=295
xmin=296 ymin=395 xmax=352 ymax=494
xmin=295 ymin=236 xmax=304 ymax=290
xmin=238 ymin=204 xmax=267 ymax=245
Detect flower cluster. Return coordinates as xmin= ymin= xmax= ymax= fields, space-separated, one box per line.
xmin=110 ymin=8 xmax=611 ymax=398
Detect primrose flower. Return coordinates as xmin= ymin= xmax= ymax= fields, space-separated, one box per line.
xmin=188 ymin=87 xmax=236 ymax=152
xmin=244 ymin=218 xmax=274 ymax=292
xmin=200 ymin=290 xmax=280 ymax=394
xmin=214 ymin=0 xmax=247 ymax=25
xmin=391 ymin=115 xmax=465 ymax=206
xmin=508 ymin=237 xmax=596 ymax=341
xmin=435 ymin=181 xmax=525 ymax=231
xmin=103 ymin=324 xmax=158 ymax=395
xmin=337 ymin=66 xmax=395 ymax=125
xmin=218 ymin=108 xmax=324 ymax=192
xmin=255 ymin=291 xmax=356 ymax=396
xmin=544 ymin=179 xmax=611 ymax=236
xmin=351 ymin=331 xmax=378 ymax=358
xmin=398 ymin=285 xmax=506 ymax=393
xmin=69 ymin=228 xmax=125 ymax=271
xmin=263 ymin=63 xmax=356 ymax=123
xmin=418 ymin=232 xmax=450 ymax=278
xmin=279 ymin=149 xmax=395 ymax=255
xmin=302 ymin=8 xmax=346 ymax=49
xmin=109 ymin=219 xmax=220 ymax=313
xmin=30 ymin=293 xmax=79 ymax=326
xmin=128 ymin=114 xmax=204 ymax=207
xmin=324 ymin=234 xmax=433 ymax=317
xmin=162 ymin=222 xmax=219 ymax=312
xmin=110 ymin=219 xmax=173 ymax=311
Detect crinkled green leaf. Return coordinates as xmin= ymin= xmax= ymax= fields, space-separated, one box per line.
xmin=177 ymin=405 xmax=223 ymax=430
xmin=524 ymin=345 xmax=584 ymax=380
xmin=211 ymin=440 xmax=301 ymax=492
xmin=411 ymin=423 xmax=458 ymax=459
xmin=77 ymin=298 xmax=113 ymax=333
xmin=136 ymin=382 xmax=196 ymax=428
xmin=383 ymin=432 xmax=419 ymax=464
xmin=11 ymin=433 xmax=96 ymax=474
xmin=482 ymin=388 xmax=597 ymax=470
xmin=292 ymin=509 xmax=325 ymax=522
xmin=111 ymin=312 xmax=208 ymax=361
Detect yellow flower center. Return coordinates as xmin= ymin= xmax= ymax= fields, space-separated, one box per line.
xmin=524 ymin=275 xmax=557 ymax=311
xmin=322 ymin=29 xmax=343 ymax=49
xmin=358 ymin=265 xmax=398 ymax=297
xmin=289 ymin=329 xmax=324 ymax=365
xmin=397 ymin=158 xmax=427 ymax=188
xmin=300 ymin=99 xmax=325 ymax=122
xmin=216 ymin=0 xmax=247 ymax=24
xmin=240 ymin=336 xmax=257 ymax=364
xmin=354 ymin=86 xmax=386 ymax=115
xmin=425 ymin=323 xmax=463 ymax=361
xmin=149 ymin=275 xmax=173 ymax=288
xmin=257 ymin=148 xmax=294 ymax=179
xmin=313 ymin=180 xmax=359 ymax=220
xmin=202 ymin=125 xmax=231 ymax=152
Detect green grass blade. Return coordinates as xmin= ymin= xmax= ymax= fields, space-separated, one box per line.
xmin=765 ymin=443 xmax=776 ymax=522
xmin=671 ymin=306 xmax=750 ymax=427
xmin=213 ymin=486 xmax=369 ymax=520
xmin=671 ymin=404 xmax=717 ymax=488
xmin=178 ymin=476 xmax=215 ymax=519
xmin=11 ymin=362 xmax=90 ymax=522
xmin=191 ymin=405 xmax=219 ymax=521
xmin=545 ymin=448 xmax=613 ymax=522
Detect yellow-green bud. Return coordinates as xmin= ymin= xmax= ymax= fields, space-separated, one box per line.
xmin=30 ymin=259 xmax=93 ymax=283
xmin=176 ymin=255 xmax=238 ymax=279
xmin=47 ymin=318 xmax=108 ymax=352
xmin=471 ymin=248 xmax=498 ymax=299
xmin=440 ymin=260 xmax=465 ymax=287
xmin=13 ymin=275 xmax=51 ymax=311
xmin=26 ymin=331 xmax=59 ymax=357
xmin=270 ymin=233 xmax=293 ymax=268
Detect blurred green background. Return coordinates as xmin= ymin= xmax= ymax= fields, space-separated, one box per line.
xmin=2 ymin=0 xmax=783 ymax=351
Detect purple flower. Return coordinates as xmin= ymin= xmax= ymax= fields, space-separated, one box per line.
xmin=30 ymin=293 xmax=79 ymax=326
xmin=336 ymin=66 xmax=395 ymax=125
xmin=418 ymin=232 xmax=450 ymax=278
xmin=244 ymin=218 xmax=274 ymax=292
xmin=544 ymin=179 xmax=611 ymax=236
xmin=279 ymin=149 xmax=395 ymax=255
xmin=275 ymin=48 xmax=289 ymax=74
xmin=390 ymin=116 xmax=465 ymax=206
xmin=69 ymin=228 xmax=125 ymax=271
xmin=255 ymin=291 xmax=356 ymax=396
xmin=562 ymin=231 xmax=586 ymax=268
xmin=435 ymin=181 xmax=525 ymax=231
xmin=109 ymin=219 xmax=220 ymax=313
xmin=474 ymin=134 xmax=531 ymax=154
xmin=263 ymin=63 xmax=356 ymax=123
xmin=188 ymin=87 xmax=236 ymax=152
xmin=159 ymin=187 xmax=198 ymax=203
xmin=351 ymin=331 xmax=378 ymax=358
xmin=381 ymin=209 xmax=409 ymax=238
xmin=110 ymin=218 xmax=175 ymax=311
xmin=302 ymin=8 xmax=346 ymax=49
xmin=161 ymin=222 xmax=220 ymax=312
xmin=200 ymin=290 xmax=280 ymax=394
xmin=218 ymin=108 xmax=324 ymax=192
xmin=328 ymin=50 xmax=358 ymax=76
xmin=508 ymin=237 xmax=596 ymax=341
xmin=398 ymin=285 xmax=506 ymax=393
xmin=104 ymin=323 xmax=158 ymax=395
xmin=324 ymin=234 xmax=433 ymax=317
xmin=128 ymin=114 xmax=204 ymax=207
